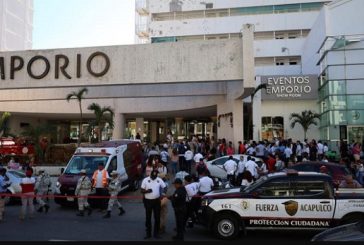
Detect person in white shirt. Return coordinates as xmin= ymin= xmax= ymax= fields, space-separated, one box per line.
xmin=236 ymin=155 xmax=246 ymax=185
xmin=223 ymin=155 xmax=237 ymax=185
xmin=141 ymin=169 xmax=167 ymax=239
xmin=184 ymin=175 xmax=199 ymax=228
xmin=160 ymin=145 xmax=170 ymax=166
xmin=303 ymin=140 xmax=310 ymax=155
xmin=184 ymin=148 xmax=194 ymax=174
xmin=198 ymin=171 xmax=214 ymax=195
xmin=193 ymin=152 xmax=203 ymax=165
xmin=284 ymin=146 xmax=292 ymax=161
xmin=323 ymin=142 xmax=329 ymax=157
xmin=296 ymin=141 xmax=303 ymax=162
xmin=317 ymin=140 xmax=324 ymax=161
xmin=257 ymin=161 xmax=268 ymax=178
xmin=246 ymin=146 xmax=255 ymax=156
xmin=244 ymin=156 xmax=259 ymax=180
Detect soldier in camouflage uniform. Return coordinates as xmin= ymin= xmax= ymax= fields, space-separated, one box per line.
xmin=103 ymin=170 xmax=125 ymax=218
xmin=35 ymin=168 xmax=51 ymax=213
xmin=75 ymin=169 xmax=92 ymax=216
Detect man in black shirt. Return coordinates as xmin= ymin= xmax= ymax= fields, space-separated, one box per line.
xmin=169 ymin=178 xmax=187 ymax=241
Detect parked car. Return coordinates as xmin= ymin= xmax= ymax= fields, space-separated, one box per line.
xmin=311 ymin=220 xmax=364 ymax=241
xmin=205 ymin=154 xmax=263 ymax=181
xmin=4 ymin=169 xmax=25 ymax=205
xmin=287 ymin=161 xmax=352 ymax=184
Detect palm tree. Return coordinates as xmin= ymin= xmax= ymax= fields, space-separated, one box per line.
xmin=247 ymin=83 xmax=267 ymax=140
xmin=0 ymin=112 xmax=11 ymax=137
xmin=66 ymin=87 xmax=88 ymax=145
xmin=87 ymin=103 xmax=115 ymax=142
xmin=290 ymin=110 xmax=320 ymax=140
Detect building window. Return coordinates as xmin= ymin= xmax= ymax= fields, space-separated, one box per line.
xmin=206 ymin=3 xmax=213 ymax=9
xmin=289 ymin=59 xmax=299 ymax=65
xmin=276 ymin=59 xmax=285 ymax=66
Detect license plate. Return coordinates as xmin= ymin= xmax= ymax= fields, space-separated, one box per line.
xmin=67 ymin=197 xmax=74 ymax=202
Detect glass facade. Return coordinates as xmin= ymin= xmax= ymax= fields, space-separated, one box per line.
xmin=125 ymin=118 xmax=216 ymax=143
xmin=318 ymin=38 xmax=364 ymax=151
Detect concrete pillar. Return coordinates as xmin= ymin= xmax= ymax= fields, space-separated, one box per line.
xmin=233 ymin=99 xmax=244 ymax=150
xmin=175 ymin=117 xmax=184 ymax=140
xmin=151 ymin=122 xmax=157 ymax=143
xmin=112 ymin=113 xmax=125 ymax=140
xmin=135 ymin=117 xmax=144 ymax=140
xmin=242 ymin=23 xmax=255 ymax=89
xmin=217 ymin=98 xmax=244 ymax=151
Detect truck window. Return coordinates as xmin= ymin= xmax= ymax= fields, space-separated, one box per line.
xmin=107 ymin=156 xmax=117 ymax=174
xmin=290 ymin=181 xmax=333 ymax=199
xmin=254 ymin=181 xmax=294 ymax=198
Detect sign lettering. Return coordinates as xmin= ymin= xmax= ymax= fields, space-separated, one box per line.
xmin=0 ymin=51 xmax=110 ymax=80
xmin=261 ymin=75 xmax=318 ymax=100
xmin=249 ymin=219 xmax=330 ymax=227
xmin=256 ymin=204 xmax=279 ymax=212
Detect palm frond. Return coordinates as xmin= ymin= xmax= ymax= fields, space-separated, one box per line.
xmin=251 ymin=83 xmax=268 ymax=98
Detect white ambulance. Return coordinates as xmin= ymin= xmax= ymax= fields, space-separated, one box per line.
xmin=54 ymin=140 xmax=143 ymax=207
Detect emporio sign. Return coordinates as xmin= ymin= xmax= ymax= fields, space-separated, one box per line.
xmin=0 ymin=52 xmax=110 ymax=80
xmin=261 ymin=75 xmax=318 ymax=100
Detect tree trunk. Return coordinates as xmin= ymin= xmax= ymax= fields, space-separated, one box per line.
xmin=78 ymin=102 xmax=82 ymax=146
xmin=98 ymin=124 xmax=104 ymax=143
xmin=304 ymin=129 xmax=307 ymax=141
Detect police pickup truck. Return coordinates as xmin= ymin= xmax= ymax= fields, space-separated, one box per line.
xmin=197 ymin=170 xmax=364 ymax=240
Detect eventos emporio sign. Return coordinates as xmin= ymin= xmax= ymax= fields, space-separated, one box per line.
xmin=0 ymin=52 xmax=110 ymax=80
xmin=261 ymin=75 xmax=318 ymax=100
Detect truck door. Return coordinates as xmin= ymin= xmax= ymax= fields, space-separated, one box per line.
xmin=244 ymin=178 xmax=335 ymax=228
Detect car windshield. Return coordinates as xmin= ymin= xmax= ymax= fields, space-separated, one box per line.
xmin=64 ymin=155 xmax=109 ymax=175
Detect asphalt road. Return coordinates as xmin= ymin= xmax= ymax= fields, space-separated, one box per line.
xmin=0 ymin=178 xmax=319 ymax=242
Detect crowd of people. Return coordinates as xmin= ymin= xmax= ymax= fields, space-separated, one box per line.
xmin=135 ymin=135 xmax=364 ymax=239
xmin=141 ymin=135 xmax=363 ymax=185
xmin=0 ymin=134 xmax=363 ymax=240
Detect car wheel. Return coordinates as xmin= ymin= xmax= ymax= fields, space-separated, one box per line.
xmin=131 ymin=179 xmax=140 ymax=191
xmin=213 ymin=213 xmax=240 ymax=240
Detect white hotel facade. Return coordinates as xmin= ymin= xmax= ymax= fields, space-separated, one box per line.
xmin=0 ymin=0 xmax=362 ymax=152
xmin=135 ymin=0 xmax=364 ymax=151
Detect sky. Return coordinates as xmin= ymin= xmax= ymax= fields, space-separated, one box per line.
xmin=33 ymin=0 xmax=135 ymax=50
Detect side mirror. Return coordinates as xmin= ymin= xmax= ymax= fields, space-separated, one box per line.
xmin=60 ymin=168 xmax=64 ymax=174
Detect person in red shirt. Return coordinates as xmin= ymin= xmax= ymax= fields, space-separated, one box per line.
xmin=20 ymin=167 xmax=36 ymax=220
xmin=266 ymin=154 xmax=276 ymax=173
xmin=238 ymin=141 xmax=246 ymax=154
xmin=226 ymin=141 xmax=235 ymax=156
